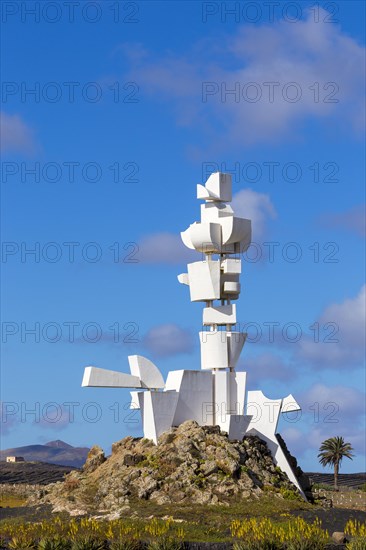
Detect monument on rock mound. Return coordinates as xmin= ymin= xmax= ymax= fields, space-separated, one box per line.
xmin=82 ymin=172 xmax=306 ymax=499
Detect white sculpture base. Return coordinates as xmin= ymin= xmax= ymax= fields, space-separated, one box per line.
xmin=83 ymin=361 xmax=306 ymax=499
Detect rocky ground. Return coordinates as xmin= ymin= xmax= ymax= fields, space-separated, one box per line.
xmin=1 ymin=422 xmax=365 ymax=543
xmin=30 ymin=420 xmax=308 ymax=516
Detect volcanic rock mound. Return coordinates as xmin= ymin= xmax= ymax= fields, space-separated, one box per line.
xmin=34 ymin=421 xmax=304 ymax=515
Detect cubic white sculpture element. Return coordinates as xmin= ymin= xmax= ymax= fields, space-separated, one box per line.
xmin=82 ymin=172 xmax=306 ymax=499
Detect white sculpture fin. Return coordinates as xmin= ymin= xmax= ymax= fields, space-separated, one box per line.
xmin=203 ymin=304 xmax=236 ymax=325
xmin=128 ymin=355 xmax=165 ymax=389
xmin=82 ymin=366 xmax=141 ymax=388
xmin=181 ymin=224 xmax=196 ymax=249
xmin=227 ymin=332 xmax=246 ymax=368
xmin=201 ymin=202 xmax=233 ymax=222
xmin=178 ymin=273 xmax=189 ymax=285
xmin=281 ymin=394 xmax=301 ymax=412
xmin=205 ymin=173 xmax=232 ymax=202
xmin=182 ymin=222 xmax=221 ymax=253
xmin=130 ymin=391 xmax=141 ymax=409
xmin=221 ymin=217 xmax=251 ymax=246
xmin=197 ymin=184 xmax=212 ymax=200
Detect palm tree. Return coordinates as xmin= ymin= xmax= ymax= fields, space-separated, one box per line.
xmin=318 ymin=436 xmax=354 ymax=490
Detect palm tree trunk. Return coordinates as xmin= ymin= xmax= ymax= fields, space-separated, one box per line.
xmin=334 ymin=461 xmax=339 ymax=490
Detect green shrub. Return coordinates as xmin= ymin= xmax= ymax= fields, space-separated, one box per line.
xmin=148 ymin=537 xmax=183 ymax=550
xmin=38 ymin=538 xmax=71 ymax=550
xmin=71 ymin=536 xmax=106 ymax=550
xmin=262 ymin=485 xmax=276 ymax=493
xmin=286 ymin=541 xmax=326 ymax=550
xmin=8 ymin=534 xmax=37 ymax=549
xmin=346 ymin=537 xmax=366 ymax=549
xmin=109 ymin=541 xmax=142 ymax=550
xmin=233 ymin=542 xmax=280 ymax=550
xmin=279 ymin=487 xmax=301 ymax=501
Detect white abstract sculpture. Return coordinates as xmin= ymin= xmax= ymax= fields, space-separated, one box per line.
xmin=82 ymin=173 xmax=306 ymax=499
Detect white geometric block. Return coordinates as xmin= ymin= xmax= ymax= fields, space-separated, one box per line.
xmin=81 ymin=366 xmax=141 ymax=388
xmin=190 ymin=222 xmax=222 ymax=253
xmin=232 ymin=371 xmax=247 ymax=415
xmin=214 ymin=370 xmax=231 ymax=428
xmin=203 ymin=304 xmax=237 ymax=325
xmin=177 ymin=273 xmax=189 ymax=285
xmin=227 ymin=332 xmax=247 ymax=369
xmin=180 ymin=224 xmax=195 ymax=249
xmin=221 ymin=258 xmax=241 ymax=274
xmin=199 ymin=330 xmax=229 ymax=370
xmin=181 ymin=222 xmax=221 ymax=253
xmin=281 ymin=394 xmax=301 ymax=413
xmin=238 ymin=233 xmax=252 ymax=253
xmin=165 ymin=370 xmax=214 ymax=426
xmin=205 ymin=172 xmax=232 ymax=202
xmin=130 ymin=391 xmax=140 ymax=409
xmin=223 ymin=281 xmax=241 ymax=295
xmin=139 ymin=390 xmax=179 ymax=444
xmin=245 ymin=390 xmax=306 ymax=499
xmin=222 ymin=273 xmax=241 ymax=297
xmin=220 ymin=217 xmax=251 ymax=252
xmin=228 ymin=414 xmax=252 ymax=440
xmin=222 ymin=273 xmax=240 ymax=285
xmin=251 ymin=427 xmax=306 ymax=499
xmin=197 ymin=184 xmax=213 ymax=201
xmin=128 ymin=355 xmax=165 ymax=389
xmin=187 ymin=260 xmax=221 ymax=301
xmin=246 ymin=390 xmax=282 ymax=434
xmin=211 ymin=371 xmax=248 ymax=432
xmin=200 ymin=202 xmax=234 ymax=222
xmin=221 ymin=242 xmax=241 ymax=255
xmin=214 ymin=370 xmax=243 ymax=421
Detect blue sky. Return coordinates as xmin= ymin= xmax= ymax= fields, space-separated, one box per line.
xmin=1 ymin=0 xmax=365 ymax=473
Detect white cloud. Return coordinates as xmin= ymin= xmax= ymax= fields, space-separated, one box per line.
xmin=280 ymin=426 xmax=309 ymax=456
xmin=297 ymin=285 xmax=366 ymax=369
xmin=319 ymin=205 xmax=366 ymax=238
xmin=240 ymin=352 xmax=295 ymax=384
xmin=35 ymin=404 xmax=74 ymax=431
xmin=0 ymin=111 xmax=37 ymax=155
xmin=282 ymin=422 xmax=365 ymax=461
xmin=138 ymin=232 xmax=196 ymax=264
xmin=120 ymin=8 xmax=365 ymax=149
xmin=232 ymin=189 xmax=276 ymax=240
xmin=143 ymin=323 xmax=195 ymax=358
xmin=0 ymin=401 xmax=19 ymax=436
xmin=281 ymin=383 xmax=365 ymax=459
xmin=300 ymin=383 xmax=365 ymax=418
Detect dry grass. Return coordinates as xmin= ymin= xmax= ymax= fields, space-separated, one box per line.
xmin=0 ymin=493 xmax=27 ymax=508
